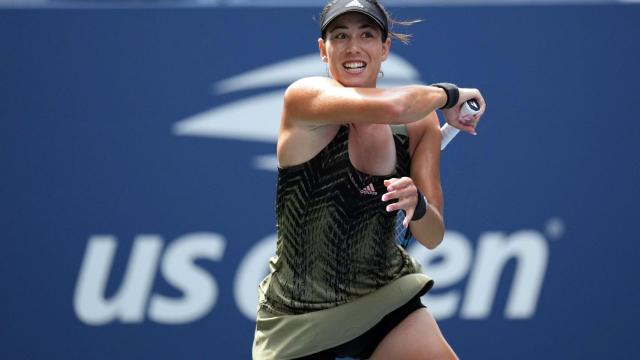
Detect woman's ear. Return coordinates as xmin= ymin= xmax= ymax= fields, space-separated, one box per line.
xmin=381 ymin=36 xmax=391 ymax=62
xmin=318 ymin=38 xmax=328 ymax=63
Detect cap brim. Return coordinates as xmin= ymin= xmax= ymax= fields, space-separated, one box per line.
xmin=321 ymin=8 xmax=388 ymax=36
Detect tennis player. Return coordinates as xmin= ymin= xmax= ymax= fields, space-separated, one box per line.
xmin=253 ymin=1 xmax=485 ymax=359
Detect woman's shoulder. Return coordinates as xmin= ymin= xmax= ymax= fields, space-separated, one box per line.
xmin=282 ymin=76 xmax=343 ymax=124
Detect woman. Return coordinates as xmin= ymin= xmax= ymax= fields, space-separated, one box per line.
xmin=253 ymin=0 xmax=486 ymax=359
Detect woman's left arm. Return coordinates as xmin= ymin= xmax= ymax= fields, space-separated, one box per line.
xmin=382 ymin=112 xmax=444 ymax=249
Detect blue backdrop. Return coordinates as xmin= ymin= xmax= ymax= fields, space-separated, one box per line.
xmin=1 ymin=4 xmax=639 ymax=359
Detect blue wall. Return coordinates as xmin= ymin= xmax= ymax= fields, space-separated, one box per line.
xmin=1 ymin=4 xmax=639 ymax=359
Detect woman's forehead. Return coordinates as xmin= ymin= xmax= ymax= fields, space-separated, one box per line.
xmin=327 ymin=12 xmax=380 ymax=32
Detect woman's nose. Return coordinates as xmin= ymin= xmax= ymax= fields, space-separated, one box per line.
xmin=345 ymin=38 xmax=362 ymax=54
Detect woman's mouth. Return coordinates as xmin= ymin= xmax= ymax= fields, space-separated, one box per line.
xmin=343 ymin=61 xmax=367 ymax=74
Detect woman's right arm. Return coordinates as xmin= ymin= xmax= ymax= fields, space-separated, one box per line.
xmin=282 ymin=76 xmax=447 ymax=126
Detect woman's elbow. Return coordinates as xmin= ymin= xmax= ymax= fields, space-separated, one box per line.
xmin=424 ymin=231 xmax=445 ymax=250
xmin=414 ymin=228 xmax=444 ymax=250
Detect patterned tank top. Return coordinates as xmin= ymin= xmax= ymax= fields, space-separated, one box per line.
xmin=260 ymin=124 xmax=420 ymax=315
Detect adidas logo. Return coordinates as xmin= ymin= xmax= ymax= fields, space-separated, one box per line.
xmin=360 ymin=183 xmax=377 ymax=195
xmin=346 ymin=0 xmax=364 ymax=8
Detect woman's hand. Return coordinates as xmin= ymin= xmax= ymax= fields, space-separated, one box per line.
xmin=442 ymin=87 xmax=486 ymax=135
xmin=381 ymin=177 xmax=421 ymax=228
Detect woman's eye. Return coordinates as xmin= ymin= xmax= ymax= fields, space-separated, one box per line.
xmin=362 ymin=32 xmax=374 ymax=38
xmin=334 ymin=33 xmax=347 ymax=39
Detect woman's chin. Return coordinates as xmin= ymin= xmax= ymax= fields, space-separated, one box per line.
xmin=336 ymin=74 xmax=375 ymax=88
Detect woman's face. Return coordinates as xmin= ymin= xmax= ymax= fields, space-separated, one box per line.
xmin=319 ymin=12 xmax=391 ymax=88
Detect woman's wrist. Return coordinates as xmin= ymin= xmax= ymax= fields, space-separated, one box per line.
xmin=431 ymin=83 xmax=459 ymax=109
xmin=411 ymin=189 xmax=428 ymax=221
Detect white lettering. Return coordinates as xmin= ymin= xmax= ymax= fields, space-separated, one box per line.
xmin=461 ymin=230 xmax=549 ymax=319
xmin=73 ymin=235 xmax=163 ymax=325
xmin=148 ymin=232 xmax=226 ymax=324
xmin=74 ymin=226 xmax=552 ymax=326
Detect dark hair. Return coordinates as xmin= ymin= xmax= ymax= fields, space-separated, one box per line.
xmin=320 ymin=0 xmax=421 ymax=44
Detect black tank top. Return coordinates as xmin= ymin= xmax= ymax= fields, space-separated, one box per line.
xmin=261 ymin=125 xmax=420 ymax=315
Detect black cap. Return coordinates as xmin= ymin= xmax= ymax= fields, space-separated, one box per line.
xmin=320 ymin=0 xmax=389 ymax=40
